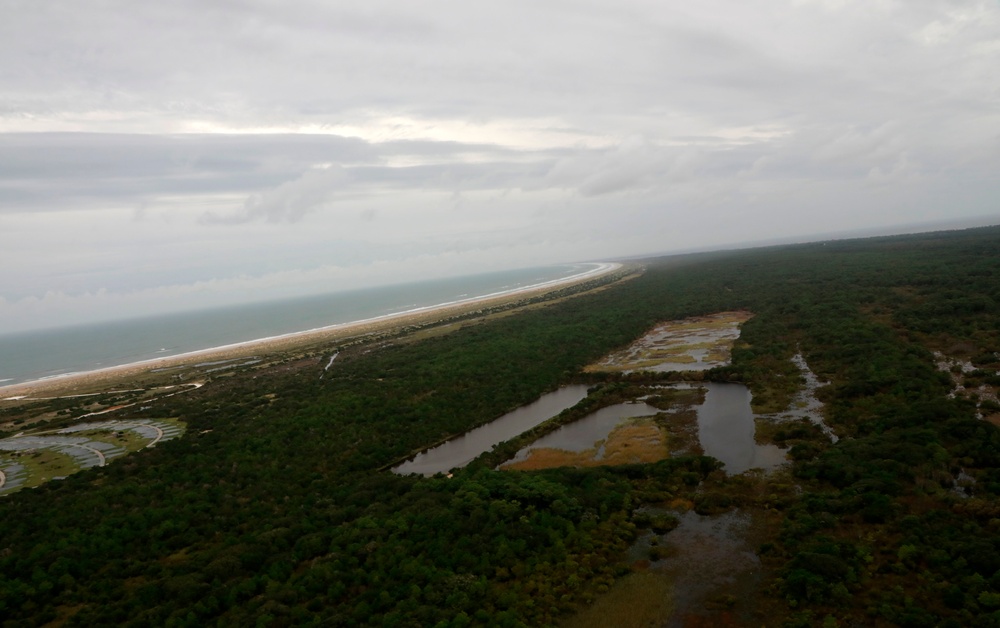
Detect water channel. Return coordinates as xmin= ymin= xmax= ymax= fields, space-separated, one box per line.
xmin=392 ymin=385 xmax=590 ymax=476
xmin=394 ymin=381 xmax=788 ymax=476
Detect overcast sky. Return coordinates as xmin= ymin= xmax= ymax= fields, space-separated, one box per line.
xmin=1 ymin=0 xmax=998 ymax=333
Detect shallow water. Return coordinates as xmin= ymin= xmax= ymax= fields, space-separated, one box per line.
xmin=499 ymin=383 xmax=786 ymax=475
xmin=756 ymin=353 xmax=836 ymax=443
xmin=0 ymin=462 xmax=27 ymax=492
xmin=592 ymin=312 xmax=751 ymax=374
xmin=641 ymin=327 xmax=743 ymax=373
xmin=628 ymin=509 xmax=764 ymax=626
xmin=395 ymin=378 xmax=786 ymax=477
xmin=501 ymin=402 xmax=663 ymax=467
xmin=788 ymin=354 xmax=836 ymax=442
xmin=392 ymin=384 xmax=590 ymax=476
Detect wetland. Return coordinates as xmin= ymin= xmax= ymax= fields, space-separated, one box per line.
xmin=586 ymin=311 xmax=753 ymax=373
xmin=421 ymin=309 xmax=788 ymax=476
xmin=2 ymin=227 xmax=999 ymax=626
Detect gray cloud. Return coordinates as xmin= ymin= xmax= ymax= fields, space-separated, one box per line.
xmin=202 ymin=165 xmax=352 ymax=224
xmin=1 ymin=0 xmax=998 ymax=332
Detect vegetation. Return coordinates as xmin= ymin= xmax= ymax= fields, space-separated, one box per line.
xmin=501 ymin=418 xmax=669 ymax=471
xmin=1 ymin=225 xmax=999 ymax=626
xmin=0 ymin=419 xmax=185 ymax=491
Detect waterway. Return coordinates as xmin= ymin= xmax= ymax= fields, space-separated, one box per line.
xmin=392 ymin=384 xmax=590 ymax=476
xmin=393 ymin=372 xmax=787 ymax=476
xmin=502 ymin=383 xmax=786 ymax=475
xmin=396 ymin=381 xmax=788 ymax=477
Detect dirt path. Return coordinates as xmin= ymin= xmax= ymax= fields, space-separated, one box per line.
xmin=62 ymin=442 xmax=107 ymax=467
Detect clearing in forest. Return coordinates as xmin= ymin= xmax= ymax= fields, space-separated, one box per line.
xmin=586 ymin=311 xmax=753 ymax=373
xmin=0 ymin=418 xmax=185 ymax=494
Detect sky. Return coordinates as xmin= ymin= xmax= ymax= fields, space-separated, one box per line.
xmin=1 ymin=0 xmax=998 ymax=333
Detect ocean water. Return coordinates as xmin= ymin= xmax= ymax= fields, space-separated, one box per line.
xmin=0 ymin=264 xmax=600 ymax=387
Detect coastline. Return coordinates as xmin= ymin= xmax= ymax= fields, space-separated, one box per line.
xmin=1 ymin=262 xmax=622 ymax=400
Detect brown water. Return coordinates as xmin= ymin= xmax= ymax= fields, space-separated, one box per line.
xmin=392 ymin=385 xmax=590 ymax=476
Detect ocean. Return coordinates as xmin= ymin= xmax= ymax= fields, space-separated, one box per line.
xmin=0 ymin=264 xmax=600 ymax=388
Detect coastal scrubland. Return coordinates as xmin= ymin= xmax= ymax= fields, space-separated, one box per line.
xmin=1 ymin=226 xmax=999 ymax=626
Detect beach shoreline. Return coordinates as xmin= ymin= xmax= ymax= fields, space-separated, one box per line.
xmin=1 ymin=262 xmax=623 ymax=400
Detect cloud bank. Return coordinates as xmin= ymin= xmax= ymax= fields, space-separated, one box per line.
xmin=1 ymin=0 xmax=997 ymax=332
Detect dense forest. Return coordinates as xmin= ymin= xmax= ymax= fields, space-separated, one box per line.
xmin=2 ymin=226 xmax=1000 ymax=626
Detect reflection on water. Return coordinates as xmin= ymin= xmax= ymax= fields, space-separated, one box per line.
xmin=395 ymin=380 xmax=788 ymax=477
xmin=392 ymin=385 xmax=590 ymax=476
xmin=501 ymin=402 xmax=662 ymax=467
xmin=697 ymin=383 xmax=786 ymax=475
xmin=502 ymin=383 xmax=786 ymax=475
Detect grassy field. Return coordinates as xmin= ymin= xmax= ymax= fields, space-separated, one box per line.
xmin=0 ymin=418 xmax=185 ymax=493
xmin=561 ymin=571 xmax=674 ymax=628
xmin=503 ymin=418 xmax=670 ymax=470
xmin=13 ymin=449 xmax=80 ymax=488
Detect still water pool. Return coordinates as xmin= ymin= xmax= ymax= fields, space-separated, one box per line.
xmin=392 ymin=385 xmax=590 ymax=476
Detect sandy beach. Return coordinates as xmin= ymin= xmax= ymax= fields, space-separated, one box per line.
xmin=1 ymin=263 xmax=623 ymax=400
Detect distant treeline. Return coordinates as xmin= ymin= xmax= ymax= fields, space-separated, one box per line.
xmin=1 ymin=226 xmax=999 ymax=626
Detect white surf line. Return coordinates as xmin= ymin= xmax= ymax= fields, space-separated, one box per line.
xmin=3 ymin=263 xmax=622 ymax=393
xmin=169 ymin=262 xmax=623 ymax=358
xmin=285 ymin=262 xmax=623 ymax=338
